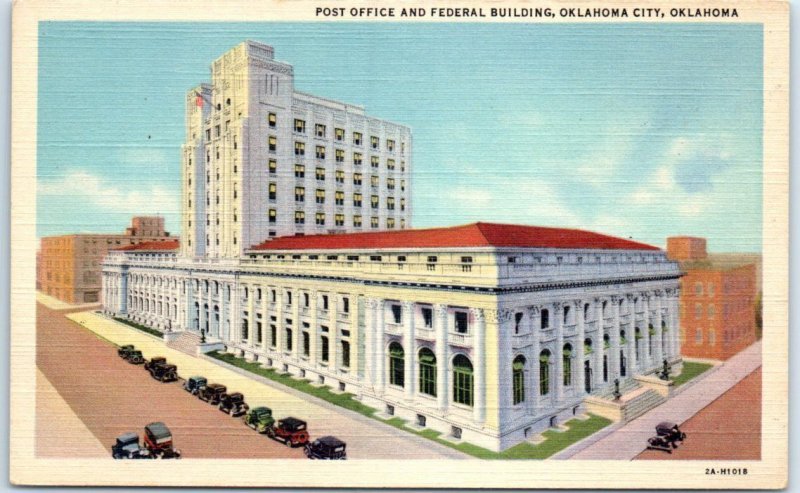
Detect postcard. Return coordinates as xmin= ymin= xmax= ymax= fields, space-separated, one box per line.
xmin=10 ymin=0 xmax=788 ymax=488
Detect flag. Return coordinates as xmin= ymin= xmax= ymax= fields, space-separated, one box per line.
xmin=195 ymin=94 xmax=204 ymax=108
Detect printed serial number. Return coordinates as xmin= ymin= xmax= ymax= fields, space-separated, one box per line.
xmin=705 ymin=468 xmax=748 ymax=476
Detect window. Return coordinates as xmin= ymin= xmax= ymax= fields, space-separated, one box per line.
xmin=387 ymin=178 xmax=396 ymax=190
xmin=353 ymin=193 xmax=363 ymax=207
xmin=539 ymin=350 xmax=551 ymax=395
xmin=315 ymin=146 xmax=326 ymax=160
xmin=455 ymin=311 xmax=468 ymax=334
xmin=268 ymin=183 xmax=277 ymax=200
xmin=269 ymin=159 xmax=277 ymax=174
xmin=514 ymin=312 xmax=524 ymax=334
xmin=708 ymin=283 xmax=715 ymax=296
xmin=294 ymin=211 xmax=305 ymax=224
xmin=387 ymin=158 xmax=395 ymax=170
xmin=452 ymin=355 xmax=473 ymax=406
xmin=387 ymin=139 xmax=395 ymax=152
xmin=513 ymin=356 xmax=526 ymax=405
xmin=294 ymin=119 xmax=306 ymax=133
xmin=353 ymin=215 xmax=362 ymax=227
xmin=334 ymin=191 xmax=345 ymax=205
xmin=353 ymin=152 xmax=363 ymax=166
xmin=302 ymin=331 xmax=310 ymax=356
xmin=241 ymin=319 xmax=249 ymax=341
xmin=695 ymin=303 xmax=703 ymax=319
xmin=370 ymin=217 xmax=379 ymax=229
xmin=563 ymin=344 xmax=573 ymax=386
xmin=268 ymin=112 xmax=277 ymax=128
xmin=353 ymin=132 xmax=362 ymax=146
xmin=269 ymin=209 xmax=276 ymax=223
xmin=387 ymin=197 xmax=395 ymax=210
xmin=315 ymin=189 xmax=325 ymax=204
xmin=268 ymin=135 xmax=277 ymax=152
xmin=316 ymin=168 xmax=325 ymax=181
xmin=295 ymin=187 xmax=305 ymax=202
xmin=708 ymin=329 xmax=716 ymax=345
xmin=335 ymin=149 xmax=345 ymax=163
xmin=389 ymin=342 xmax=405 ymax=387
xmin=315 ymin=123 xmax=326 ymax=137
xmin=371 ymin=155 xmax=380 ymax=169
xmin=563 ymin=305 xmax=571 ymax=325
xmin=335 ymin=214 xmax=345 ymax=226
xmin=422 ymin=307 xmax=433 ymax=328
xmin=335 ymin=128 xmax=344 ymax=141
xmin=695 ymin=328 xmax=703 ymax=344
xmin=285 ymin=327 xmax=293 ymax=351
xmin=315 ymin=213 xmax=325 ymax=226
xmin=294 ymin=141 xmax=305 ymax=156
xmin=708 ymin=304 xmax=715 ymax=318
xmin=541 ymin=309 xmax=550 ymax=329
xmin=341 ymin=340 xmax=351 ymax=368
xmin=335 ymin=170 xmax=345 ymax=184
xmin=321 ymin=336 xmax=329 ymax=362
xmin=695 ymin=282 xmax=703 ymax=296
xmin=371 ymin=175 xmax=380 ymax=187
xmin=371 ymin=195 xmax=379 ymax=209
xmin=419 ymin=348 xmax=437 ymax=396
xmin=371 ymin=135 xmax=379 ymax=149
xmin=400 ymin=198 xmax=406 ymax=211
xmin=353 ymin=173 xmax=363 ymax=185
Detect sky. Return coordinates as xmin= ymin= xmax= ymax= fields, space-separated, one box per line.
xmin=37 ymin=22 xmax=763 ymax=252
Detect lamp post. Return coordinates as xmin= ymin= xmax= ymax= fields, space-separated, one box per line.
xmin=612 ymin=378 xmax=621 ymax=401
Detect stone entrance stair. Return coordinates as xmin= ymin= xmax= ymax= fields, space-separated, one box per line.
xmin=584 ymin=377 xmax=666 ymax=424
xmin=165 ymin=330 xmax=202 ymax=356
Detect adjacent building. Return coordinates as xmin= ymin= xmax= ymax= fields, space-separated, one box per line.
xmin=667 ymin=236 xmax=757 ymax=360
xmin=39 ymin=216 xmax=174 ymax=304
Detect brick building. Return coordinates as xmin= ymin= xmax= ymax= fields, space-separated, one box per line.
xmin=38 ymin=216 xmax=174 ymax=304
xmin=667 ymin=237 xmax=757 ymax=360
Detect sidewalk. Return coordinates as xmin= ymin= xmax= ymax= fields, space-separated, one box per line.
xmin=36 ymin=291 xmax=100 ymax=311
xmin=66 ymin=310 xmax=468 ymax=460
xmin=556 ymin=340 xmax=762 ymax=460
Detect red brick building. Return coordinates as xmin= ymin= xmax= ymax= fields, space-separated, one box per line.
xmin=667 ymin=237 xmax=757 ymax=360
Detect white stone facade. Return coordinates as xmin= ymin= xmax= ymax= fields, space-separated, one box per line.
xmin=181 ymin=41 xmax=412 ymax=259
xmin=103 ymin=243 xmax=681 ymax=451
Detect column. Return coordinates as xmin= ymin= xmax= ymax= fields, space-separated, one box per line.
xmin=528 ymin=307 xmax=540 ymax=414
xmin=375 ymin=299 xmax=386 ymax=393
xmin=275 ymin=289 xmax=284 ymax=355
xmin=610 ymin=295 xmax=621 ymax=379
xmin=553 ymin=302 xmax=564 ymax=403
xmin=434 ymin=303 xmax=449 ymax=413
xmin=248 ymin=285 xmax=256 ymax=347
xmin=671 ymin=289 xmax=681 ymax=359
xmin=594 ymin=298 xmax=605 ymax=388
xmin=641 ymin=293 xmax=651 ymax=369
xmin=496 ymin=309 xmax=513 ymax=426
xmin=217 ymin=282 xmax=226 ymax=341
xmin=291 ymin=289 xmax=301 ymax=358
xmin=329 ymin=294 xmax=338 ymax=372
xmin=653 ymin=291 xmax=664 ymax=365
xmin=198 ymin=280 xmax=206 ymax=337
xmin=120 ymin=273 xmax=128 ymax=314
xmin=626 ymin=294 xmax=637 ymax=374
xmin=185 ymin=280 xmax=194 ymax=333
xmin=308 ymin=290 xmax=318 ymax=367
xmin=574 ymin=299 xmax=585 ymax=395
xmin=470 ymin=307 xmax=485 ymax=424
xmin=403 ymin=301 xmax=416 ymax=402
xmin=364 ymin=298 xmax=377 ymax=388
xmin=260 ymin=285 xmax=268 ymax=353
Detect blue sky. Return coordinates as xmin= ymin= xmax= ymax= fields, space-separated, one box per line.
xmin=37 ymin=22 xmax=763 ymax=252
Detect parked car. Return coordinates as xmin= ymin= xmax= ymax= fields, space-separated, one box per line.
xmin=243 ymin=406 xmax=275 ymax=433
xmin=197 ymin=383 xmax=227 ymax=405
xmin=646 ymin=421 xmax=687 ymax=453
xmin=126 ymin=350 xmax=145 ymax=365
xmin=218 ymin=392 xmax=249 ymax=417
xmin=646 ymin=434 xmax=673 ymax=453
xmin=144 ymin=356 xmax=168 ymax=372
xmin=111 ymin=432 xmax=152 ymax=459
xmin=143 ymin=422 xmax=181 ymax=459
xmin=117 ymin=345 xmax=136 ymax=359
xmin=147 ymin=361 xmax=178 ymax=382
xmin=304 ymin=436 xmax=347 ymax=460
xmin=183 ymin=376 xmax=207 ymax=395
xmin=266 ymin=417 xmax=310 ymax=447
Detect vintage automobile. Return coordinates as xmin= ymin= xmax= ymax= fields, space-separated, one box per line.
xmin=646 ymin=421 xmax=687 ymax=453
xmin=266 ymin=417 xmax=310 ymax=447
xmin=143 ymin=422 xmax=182 ymax=459
xmin=197 ymin=383 xmax=227 ymax=405
xmin=143 ymin=356 xmax=168 ymax=372
xmin=126 ymin=349 xmax=145 ymax=365
xmin=111 ymin=432 xmax=152 ymax=459
xmin=243 ymin=406 xmax=275 ymax=433
xmin=304 ymin=436 xmax=347 ymax=460
xmin=146 ymin=360 xmax=178 ymax=382
xmin=117 ymin=344 xmax=136 ymax=359
xmin=218 ymin=392 xmax=250 ymax=417
xmin=183 ymin=376 xmax=207 ymax=395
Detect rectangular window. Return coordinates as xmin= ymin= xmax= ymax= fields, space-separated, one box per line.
xmin=294 ymin=164 xmax=305 ymax=178
xmin=268 ymin=209 xmax=276 ymax=223
xmin=294 ymin=211 xmax=305 ymax=224
xmin=343 ymin=297 xmax=350 ymax=313
xmin=455 ymin=312 xmax=468 ymax=333
xmin=315 ymin=123 xmax=326 ymax=137
xmin=371 ymin=175 xmax=379 ymax=187
xmin=400 ymin=198 xmax=406 ymax=211
xmin=303 ymin=332 xmax=310 ymax=356
xmin=335 ymin=191 xmax=344 ymax=205
xmin=387 ymin=197 xmax=395 ymax=210
xmin=269 ymin=159 xmax=277 ymax=174
xmin=294 ymin=141 xmax=305 ymax=156
xmin=353 ymin=173 xmax=363 ymax=186
xmin=353 ymin=193 xmax=363 ymax=207
xmin=371 ymin=156 xmax=380 ymax=169
xmin=321 ymin=336 xmax=329 ymax=362
xmin=353 ymin=152 xmax=363 ymax=165
xmin=315 ymin=212 xmax=325 ymax=226
xmin=285 ymin=328 xmax=293 ymax=351
xmin=422 ymin=307 xmax=433 ymax=328
xmin=268 ymin=183 xmax=277 ymax=200
xmin=695 ymin=328 xmax=703 ymax=344
xmin=353 ymin=215 xmax=362 ymax=227
xmin=387 ymin=139 xmax=395 ymax=152
xmin=335 ymin=149 xmax=345 ymax=163
xmin=294 ymin=119 xmax=306 ymax=133
xmin=270 ymin=324 xmax=277 ymax=347
xmin=315 ymin=145 xmax=326 ymax=159
xmin=335 ymin=170 xmax=345 ymax=184
xmin=335 ymin=127 xmax=344 ymax=141
xmin=268 ymin=112 xmax=277 ymax=128
xmin=371 ymin=135 xmax=379 ymax=149
xmin=316 ymin=168 xmax=325 ymax=181
xmin=341 ymin=341 xmax=351 ymax=368
xmin=353 ymin=132 xmax=362 ymax=146
xmin=387 ymin=218 xmax=395 ymax=229
xmin=371 ymin=195 xmax=379 ymax=209
xmin=295 ymin=187 xmax=305 ymax=202
xmin=335 ymin=214 xmax=345 ymax=226
xmin=371 ymin=217 xmax=379 ymax=229
xmin=315 ymin=189 xmax=325 ymax=204
xmin=387 ymin=158 xmax=395 ymax=170
xmin=268 ymin=135 xmax=277 ymax=152
xmin=387 ymin=178 xmax=395 ymax=190
xmin=695 ymin=282 xmax=703 ymax=296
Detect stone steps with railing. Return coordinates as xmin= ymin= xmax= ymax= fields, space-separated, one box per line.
xmin=584 ymin=377 xmax=666 ymax=423
xmin=165 ymin=330 xmax=202 ymax=356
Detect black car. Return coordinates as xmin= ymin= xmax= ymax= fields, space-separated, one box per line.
xmin=126 ymin=349 xmax=145 ymax=364
xmin=183 ymin=376 xmax=207 ymax=395
xmin=219 ymin=392 xmax=249 ymax=417
xmin=148 ymin=362 xmax=178 ymax=382
xmin=117 ymin=345 xmax=136 ymax=359
xmin=198 ymin=383 xmax=227 ymax=404
xmin=111 ymin=432 xmax=152 ymax=459
xmin=144 ymin=356 xmax=168 ymax=372
xmin=304 ymin=436 xmax=347 ymax=460
xmin=646 ymin=421 xmax=687 ymax=453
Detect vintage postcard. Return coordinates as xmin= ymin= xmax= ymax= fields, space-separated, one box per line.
xmin=10 ymin=0 xmax=788 ymax=488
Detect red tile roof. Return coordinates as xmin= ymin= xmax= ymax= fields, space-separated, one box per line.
xmin=250 ymin=223 xmax=660 ymax=252
xmin=114 ymin=240 xmax=180 ymax=252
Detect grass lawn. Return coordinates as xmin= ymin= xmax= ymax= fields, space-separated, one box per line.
xmin=671 ymin=361 xmax=713 ymax=387
xmin=113 ymin=317 xmax=164 ymax=338
xmin=208 ymin=350 xmax=612 ymax=459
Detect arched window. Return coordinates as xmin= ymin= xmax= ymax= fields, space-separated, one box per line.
xmin=418 ymin=348 xmax=437 ymax=396
xmin=584 ymin=337 xmax=593 ymax=355
xmin=563 ymin=344 xmax=573 ymax=386
xmin=513 ymin=355 xmax=526 ymax=405
xmin=539 ymin=349 xmax=551 ymax=395
xmin=389 ymin=342 xmax=405 ymax=388
xmin=452 ymin=354 xmax=474 ymax=406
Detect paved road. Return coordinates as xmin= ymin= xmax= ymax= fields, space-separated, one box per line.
xmin=636 ymin=367 xmax=761 ymax=460
xmin=41 ymin=303 xmax=466 ymax=459
xmin=561 ymin=341 xmax=762 ymax=460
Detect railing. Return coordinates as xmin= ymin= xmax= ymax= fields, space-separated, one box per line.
xmin=384 ymin=323 xmax=402 ymax=335
xmin=415 ymin=327 xmax=435 ymax=341
xmin=448 ymin=332 xmax=473 ymax=347
xmin=338 ymin=312 xmax=350 ymax=322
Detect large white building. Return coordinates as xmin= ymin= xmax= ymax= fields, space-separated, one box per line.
xmin=102 ymin=40 xmax=683 ymax=452
xmin=182 ymin=41 xmax=412 ymax=259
